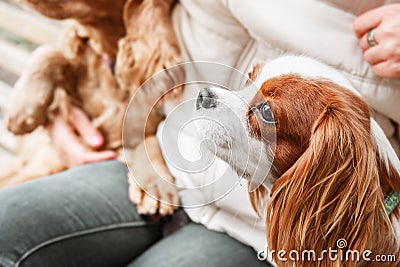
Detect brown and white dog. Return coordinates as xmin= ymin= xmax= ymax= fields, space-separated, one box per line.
xmin=194 ymin=56 xmax=400 ymax=266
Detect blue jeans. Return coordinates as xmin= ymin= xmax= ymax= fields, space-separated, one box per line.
xmin=0 ymin=160 xmax=270 ymax=267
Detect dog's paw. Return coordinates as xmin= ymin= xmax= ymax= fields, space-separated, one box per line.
xmin=7 ymin=101 xmax=48 ymax=135
xmin=7 ymin=46 xmax=75 ymax=135
xmin=128 ymin=171 xmax=179 ymax=216
xmin=126 ymin=135 xmax=179 ymax=216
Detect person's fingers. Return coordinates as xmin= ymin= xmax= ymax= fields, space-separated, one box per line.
xmin=363 ymin=45 xmax=387 ymax=65
xmin=50 ymin=115 xmax=117 ymax=167
xmin=353 ymin=6 xmax=385 ymax=38
xmin=358 ymin=32 xmax=370 ymax=51
xmin=82 ymin=150 xmax=117 ymax=164
xmin=49 ymin=117 xmax=87 ymax=167
xmin=371 ymin=61 xmax=400 ymax=79
xmin=68 ymin=106 xmax=104 ymax=148
xmin=359 ymin=28 xmax=382 ymax=51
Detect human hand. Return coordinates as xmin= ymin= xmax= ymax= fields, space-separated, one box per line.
xmin=354 ymin=4 xmax=400 ymax=79
xmin=49 ymin=105 xmax=117 ymax=168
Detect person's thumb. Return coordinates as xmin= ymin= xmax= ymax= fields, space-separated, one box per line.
xmin=83 ymin=150 xmax=118 ymax=164
xmin=68 ymin=105 xmax=104 ymax=148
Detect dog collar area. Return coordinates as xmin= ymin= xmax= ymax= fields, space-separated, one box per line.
xmin=385 ymin=191 xmax=400 ymax=216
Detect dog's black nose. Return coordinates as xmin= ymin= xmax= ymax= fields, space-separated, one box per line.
xmin=196 ymin=88 xmax=216 ymax=109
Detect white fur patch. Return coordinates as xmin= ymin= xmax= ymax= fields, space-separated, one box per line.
xmin=194 ymin=86 xmax=275 ymax=192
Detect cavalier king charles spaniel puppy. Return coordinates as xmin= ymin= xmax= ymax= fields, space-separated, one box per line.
xmin=195 ymin=56 xmax=400 ymax=266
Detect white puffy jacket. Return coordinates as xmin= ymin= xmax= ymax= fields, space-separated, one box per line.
xmin=157 ymin=0 xmax=400 ymax=258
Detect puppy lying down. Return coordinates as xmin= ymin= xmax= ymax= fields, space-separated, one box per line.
xmin=1 ymin=0 xmax=182 ymax=216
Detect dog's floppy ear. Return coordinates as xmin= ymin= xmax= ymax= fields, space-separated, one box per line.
xmin=123 ymin=0 xmax=143 ymax=30
xmin=266 ymin=87 xmax=397 ymax=266
xmin=123 ymin=0 xmax=176 ymax=32
xmin=249 ymin=185 xmax=268 ymax=217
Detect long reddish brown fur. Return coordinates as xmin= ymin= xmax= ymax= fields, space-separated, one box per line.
xmin=248 ymin=75 xmax=400 ymax=266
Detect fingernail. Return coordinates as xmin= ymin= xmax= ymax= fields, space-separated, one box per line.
xmin=91 ymin=134 xmax=104 ymax=147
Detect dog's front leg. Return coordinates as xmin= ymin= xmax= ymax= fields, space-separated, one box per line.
xmin=127 ymin=135 xmax=179 ymax=216
xmin=6 ymin=46 xmax=76 ymax=135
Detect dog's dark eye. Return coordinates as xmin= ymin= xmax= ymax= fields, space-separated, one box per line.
xmin=259 ymin=103 xmax=276 ymax=124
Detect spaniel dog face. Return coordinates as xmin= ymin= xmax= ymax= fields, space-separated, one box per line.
xmin=195 ymin=56 xmax=400 ymax=266
xmin=194 ymin=83 xmax=275 ymax=192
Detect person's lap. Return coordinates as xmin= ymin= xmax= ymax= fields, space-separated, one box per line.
xmin=0 ymin=160 xmax=269 ymax=267
xmin=130 ymin=223 xmax=267 ymax=267
xmin=0 ymin=160 xmax=160 ymax=267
